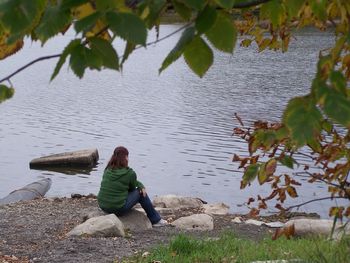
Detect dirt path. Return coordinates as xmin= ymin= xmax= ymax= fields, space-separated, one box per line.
xmin=0 ymin=196 xmax=275 ymax=263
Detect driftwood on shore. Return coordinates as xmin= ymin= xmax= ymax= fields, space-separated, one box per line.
xmin=0 ymin=178 xmax=52 ymax=205
xmin=29 ymin=148 xmax=99 ymax=169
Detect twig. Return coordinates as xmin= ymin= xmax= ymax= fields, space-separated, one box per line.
xmin=286 ymin=196 xmax=348 ymax=211
xmin=295 ymin=171 xmax=343 ymax=189
xmin=0 ymin=54 xmax=61 ymax=83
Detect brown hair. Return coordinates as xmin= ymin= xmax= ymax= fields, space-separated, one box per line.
xmin=106 ymin=146 xmax=129 ymax=169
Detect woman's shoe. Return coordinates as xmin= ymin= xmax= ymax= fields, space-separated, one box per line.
xmin=152 ymin=219 xmax=169 ymax=227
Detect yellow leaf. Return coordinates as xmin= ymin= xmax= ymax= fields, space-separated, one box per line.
xmin=0 ymin=29 xmax=24 ymax=60
xmin=73 ymin=3 xmax=111 ymax=41
xmin=286 ymin=186 xmax=298 ymax=198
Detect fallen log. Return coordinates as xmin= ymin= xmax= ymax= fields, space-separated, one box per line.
xmin=0 ymin=178 xmax=52 ymax=205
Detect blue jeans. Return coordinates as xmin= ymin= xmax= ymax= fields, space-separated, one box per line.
xmin=116 ymin=189 xmax=161 ymax=224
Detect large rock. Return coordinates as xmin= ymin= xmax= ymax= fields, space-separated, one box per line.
xmin=0 ymin=178 xmax=52 ymax=205
xmin=119 ymin=209 xmax=152 ymax=231
xmin=30 ymin=148 xmax=99 ymax=168
xmin=68 ymin=214 xmax=125 ymax=237
xmin=81 ymin=208 xmax=152 ymax=231
xmin=285 ymin=218 xmax=350 ymax=239
xmin=81 ymin=207 xmax=108 ymax=221
xmin=171 ymin=214 xmax=214 ymax=231
xmin=153 ymin=195 xmax=204 ymax=209
xmin=203 ymin=203 xmax=230 ymax=215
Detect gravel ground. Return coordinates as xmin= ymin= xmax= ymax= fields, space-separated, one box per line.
xmin=0 ymin=196 xmax=280 ymax=263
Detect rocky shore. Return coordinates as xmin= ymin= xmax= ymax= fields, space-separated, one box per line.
xmin=0 ymin=195 xmax=281 ymax=263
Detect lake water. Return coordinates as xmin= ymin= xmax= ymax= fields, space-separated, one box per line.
xmin=0 ymin=25 xmax=342 ymax=217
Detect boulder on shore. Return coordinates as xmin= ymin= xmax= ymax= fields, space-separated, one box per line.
xmin=171 ymin=213 xmax=214 ymax=230
xmin=81 ymin=207 xmax=152 ymax=231
xmin=68 ymin=214 xmax=125 ymax=237
xmin=153 ymin=194 xmax=204 ymax=209
xmin=30 ymin=148 xmax=99 ymax=168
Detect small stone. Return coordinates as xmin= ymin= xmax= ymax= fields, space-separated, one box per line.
xmin=171 ymin=214 xmax=214 ymax=231
xmin=142 ymin=252 xmax=150 ymax=258
xmin=203 ymin=203 xmax=230 ymax=215
xmin=245 ymin=219 xmax=264 ymax=226
xmin=232 ymin=217 xmax=243 ymax=223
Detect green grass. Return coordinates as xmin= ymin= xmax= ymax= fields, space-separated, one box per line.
xmin=123 ymin=232 xmax=350 ymax=263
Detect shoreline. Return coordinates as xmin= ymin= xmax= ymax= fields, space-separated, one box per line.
xmin=0 ymin=195 xmax=319 ymax=263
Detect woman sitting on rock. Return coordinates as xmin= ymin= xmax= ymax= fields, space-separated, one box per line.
xmin=97 ymin=146 xmax=168 ymax=227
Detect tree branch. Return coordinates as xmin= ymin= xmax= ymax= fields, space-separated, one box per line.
xmin=0 ymin=54 xmax=61 ymax=83
xmin=233 ymin=0 xmax=271 ymax=9
xmin=286 ymin=196 xmax=348 ymax=211
xmin=0 ymin=23 xmax=192 ymax=84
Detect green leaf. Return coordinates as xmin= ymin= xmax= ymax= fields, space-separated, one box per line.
xmin=173 ymin=0 xmax=192 ymax=21
xmin=184 ymin=36 xmax=213 ymax=77
xmin=0 ymin=84 xmax=15 ymax=103
xmin=106 ymin=12 xmax=147 ymax=46
xmin=215 ymin=0 xmax=235 ymax=9
xmin=258 ymin=163 xmax=267 ymax=185
xmin=257 ymin=159 xmax=276 ymax=185
xmin=69 ymin=43 xmax=103 ymax=78
xmin=74 ymin=11 xmax=101 ymax=34
xmin=322 ymin=120 xmax=333 ymax=133
xmin=282 ymin=96 xmax=323 ymax=147
xmin=159 ymin=27 xmax=195 ymax=74
xmin=51 ymin=39 xmax=81 ymax=81
xmin=307 ymin=137 xmax=322 ymax=153
xmin=69 ymin=44 xmax=87 ymax=78
xmin=0 ymin=0 xmax=46 ymax=42
xmin=35 ymin=3 xmax=72 ymax=43
xmin=205 ymin=11 xmax=237 ymax=53
xmin=311 ymin=0 xmax=327 ymax=21
xmin=330 ymin=71 xmax=347 ymax=95
xmin=243 ymin=164 xmax=259 ymax=184
xmin=324 ymin=89 xmax=350 ymax=128
xmin=278 ymin=155 xmax=295 ymax=169
xmin=89 ymin=37 xmax=119 ymax=70
xmin=95 ymin=0 xmax=119 ymax=11
xmin=120 ymin=41 xmax=136 ymax=68
xmin=183 ymin=0 xmax=206 ymax=10
xmin=61 ymin=0 xmax=90 ymax=10
xmin=285 ymin=0 xmax=304 ymax=18
xmin=143 ymin=0 xmax=166 ymax=28
xmin=260 ymin=0 xmax=284 ymax=28
xmin=195 ymin=5 xmax=217 ymax=34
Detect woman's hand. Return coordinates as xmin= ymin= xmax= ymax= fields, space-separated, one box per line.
xmin=140 ymin=188 xmax=147 ymax=197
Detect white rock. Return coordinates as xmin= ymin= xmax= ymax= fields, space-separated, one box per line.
xmin=68 ymin=214 xmax=125 ymax=237
xmin=285 ymin=218 xmax=350 ymax=239
xmin=264 ymin=221 xmax=285 ymax=228
xmin=81 ymin=207 xmax=108 ymax=221
xmin=118 ymin=209 xmax=152 ymax=231
xmin=245 ymin=219 xmax=264 ymax=226
xmin=232 ymin=217 xmax=243 ymax=223
xmin=171 ymin=214 xmax=213 ymax=230
xmin=153 ymin=195 xmax=203 ymax=209
xmin=203 ymin=203 xmax=230 ymax=215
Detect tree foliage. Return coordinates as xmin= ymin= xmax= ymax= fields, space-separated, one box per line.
xmin=0 ymin=0 xmax=349 ymax=218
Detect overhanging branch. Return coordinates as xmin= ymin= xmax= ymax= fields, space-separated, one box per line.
xmin=286 ymin=196 xmax=348 ymax=211
xmin=233 ymin=0 xmax=271 ymax=9
xmin=0 ymin=23 xmax=192 ymax=84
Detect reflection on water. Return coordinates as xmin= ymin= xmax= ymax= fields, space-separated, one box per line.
xmin=0 ymin=25 xmax=342 ymax=217
xmin=30 ymin=166 xmax=97 ymax=176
